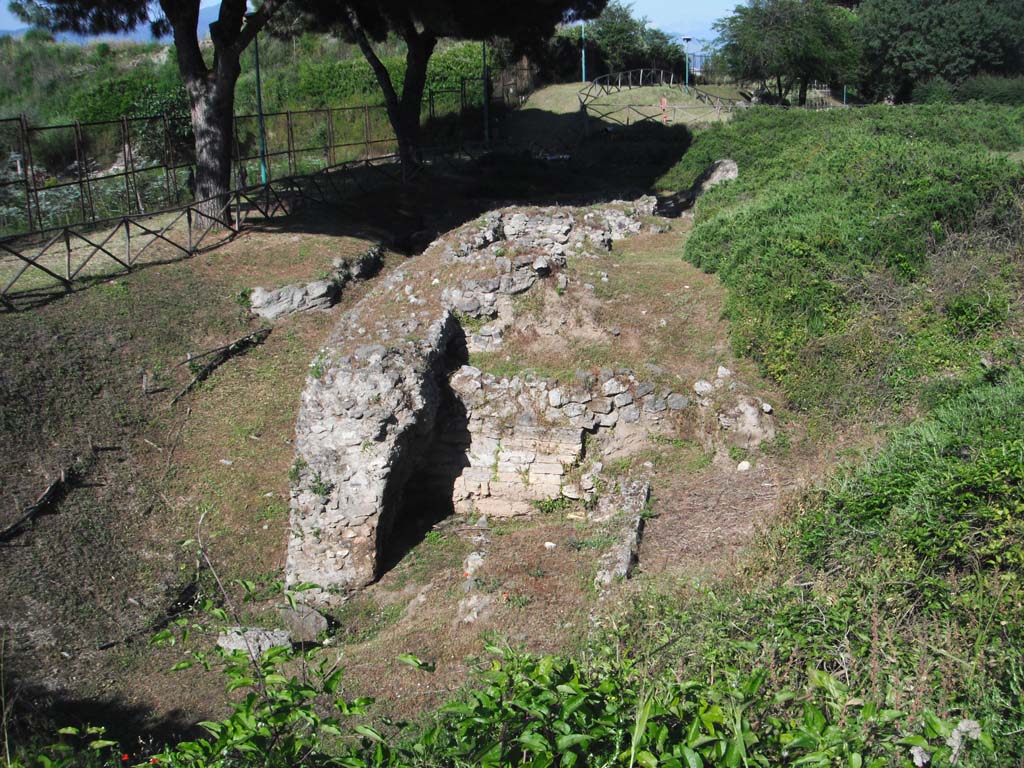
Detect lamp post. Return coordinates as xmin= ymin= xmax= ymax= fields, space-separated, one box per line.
xmin=682 ymin=36 xmax=692 ymax=94
xmin=246 ymin=12 xmax=269 ymax=185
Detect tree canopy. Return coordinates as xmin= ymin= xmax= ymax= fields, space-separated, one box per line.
xmin=11 ymin=0 xmax=283 ymax=214
xmin=859 ymin=0 xmax=1024 ymax=101
xmin=284 ymin=0 xmax=606 ymax=164
xmin=714 ymin=0 xmax=859 ymax=104
xmin=586 ymin=0 xmax=683 ymax=73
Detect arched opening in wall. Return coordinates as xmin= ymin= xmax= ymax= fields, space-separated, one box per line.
xmin=375 ymin=324 xmax=470 ymax=577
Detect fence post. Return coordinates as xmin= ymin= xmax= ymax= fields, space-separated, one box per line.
xmin=363 ymin=106 xmax=371 ymax=159
xmin=286 ymin=111 xmax=296 ymax=175
xmin=124 ymin=218 xmax=131 ymax=266
xmin=123 ymin=117 xmax=144 ymax=213
xmin=167 ymin=117 xmax=180 ymax=203
xmin=186 ymin=207 xmax=193 ymax=255
xmin=64 ymin=228 xmax=72 ymax=279
xmin=161 ymin=115 xmax=174 ymax=206
xmin=120 ymin=117 xmax=134 ymax=215
xmin=19 ymin=114 xmax=38 ymax=231
xmin=67 ymin=121 xmax=89 ymax=224
xmin=326 ymin=108 xmax=336 ymax=167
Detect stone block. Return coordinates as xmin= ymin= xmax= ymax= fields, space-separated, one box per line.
xmin=620 ymin=404 xmax=641 ymax=423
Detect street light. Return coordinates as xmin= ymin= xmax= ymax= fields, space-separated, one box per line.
xmin=682 ymin=36 xmax=692 ymax=94
xmin=245 ymin=12 xmax=269 ymax=185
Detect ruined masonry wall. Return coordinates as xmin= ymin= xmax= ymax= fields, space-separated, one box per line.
xmin=288 ymin=198 xmax=774 ymax=602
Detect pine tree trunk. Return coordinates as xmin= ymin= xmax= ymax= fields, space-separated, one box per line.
xmin=164 ymin=0 xmax=252 ymax=232
xmin=396 ymin=33 xmax=437 ymax=164
xmin=342 ymin=9 xmax=437 ymax=172
xmin=186 ymin=67 xmax=238 ymax=226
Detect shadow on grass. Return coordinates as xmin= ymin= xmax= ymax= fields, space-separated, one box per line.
xmin=3 ymin=111 xmax=692 ymax=312
xmin=2 ymin=668 xmax=203 ymax=758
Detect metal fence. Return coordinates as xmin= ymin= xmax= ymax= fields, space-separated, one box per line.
xmin=0 ymin=75 xmax=494 ymax=242
xmin=0 ymin=69 xmax=542 ymax=306
xmin=577 ymin=69 xmax=856 ymax=129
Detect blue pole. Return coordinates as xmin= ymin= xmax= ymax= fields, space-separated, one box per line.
xmin=482 ymin=40 xmax=490 ymax=146
xmin=254 ymin=31 xmax=268 ymax=184
xmin=581 ymin=24 xmax=587 ymax=83
xmin=684 ymin=50 xmax=689 ymax=94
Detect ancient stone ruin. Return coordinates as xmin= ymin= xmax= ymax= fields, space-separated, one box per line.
xmin=286 ymin=188 xmax=772 ymax=604
xmin=249 ymin=246 xmax=383 ymax=321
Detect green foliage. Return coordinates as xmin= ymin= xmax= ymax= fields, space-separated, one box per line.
xmin=714 ymin=0 xmax=860 ymax=104
xmin=587 ymin=0 xmax=684 ymax=74
xmin=308 ymin=349 xmax=331 ymax=380
xmin=859 ymin=0 xmax=1024 ymax=101
xmin=659 ymin=105 xmax=1024 ymax=415
xmin=287 ymin=457 xmax=307 ymax=484
xmin=310 ymin=471 xmax=333 ymax=497
xmin=915 ymin=75 xmax=1024 ymax=106
xmin=533 ymin=496 xmax=574 ymax=514
xmin=957 ymin=75 xmax=1024 ymax=105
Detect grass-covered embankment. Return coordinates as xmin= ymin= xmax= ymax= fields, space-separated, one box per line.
xmin=660 ymin=104 xmax=1024 ymax=415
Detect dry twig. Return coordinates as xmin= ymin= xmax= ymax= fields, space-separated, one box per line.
xmin=171 ymin=327 xmax=271 ymax=405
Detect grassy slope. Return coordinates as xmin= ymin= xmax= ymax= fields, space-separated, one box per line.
xmin=399 ymin=106 xmax=1024 ymax=764
xmin=385 ymin=108 xmax=1024 ymax=766
xmin=0 ymin=210 xmax=384 ymax=731
xmin=659 ymin=105 xmax=1024 ymax=417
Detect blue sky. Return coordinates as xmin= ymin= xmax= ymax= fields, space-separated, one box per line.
xmin=635 ymin=0 xmax=735 ymax=46
xmin=0 ymin=0 xmax=735 ymax=45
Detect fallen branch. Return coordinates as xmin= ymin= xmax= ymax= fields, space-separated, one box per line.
xmin=171 ymin=327 xmax=271 ymax=405
xmin=0 ymin=469 xmax=70 ymax=543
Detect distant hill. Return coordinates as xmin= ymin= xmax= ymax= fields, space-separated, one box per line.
xmin=0 ymin=4 xmax=220 ymax=42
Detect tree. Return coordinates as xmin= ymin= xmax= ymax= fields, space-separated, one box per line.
xmin=714 ymin=0 xmax=859 ymax=105
xmin=587 ymin=1 xmax=683 ymax=74
xmin=285 ymin=0 xmax=605 ymax=167
xmin=10 ymin=0 xmax=283 ymax=218
xmin=859 ymin=0 xmax=1024 ymax=101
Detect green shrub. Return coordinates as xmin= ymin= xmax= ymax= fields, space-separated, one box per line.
xmin=913 ymin=77 xmax=956 ymax=103
xmin=956 ymin=74 xmax=1024 ymax=105
xmin=914 ymin=75 xmax=1024 ymax=106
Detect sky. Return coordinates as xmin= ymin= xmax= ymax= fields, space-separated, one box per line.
xmin=0 ymin=0 xmax=735 ymax=46
xmin=634 ymin=0 xmax=736 ymax=47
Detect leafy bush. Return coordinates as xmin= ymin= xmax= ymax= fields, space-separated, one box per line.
xmin=956 ymin=75 xmax=1024 ymax=105
xmin=912 ymin=77 xmax=956 ymax=104
xmin=287 ymin=41 xmax=483 ymax=111
xmin=914 ymin=75 xmax=1024 ymax=105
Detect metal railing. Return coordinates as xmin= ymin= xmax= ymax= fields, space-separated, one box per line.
xmin=0 ymin=75 xmax=492 ymax=242
xmin=578 ymin=69 xmax=686 ymax=106
xmin=0 ymin=151 xmax=415 ymax=305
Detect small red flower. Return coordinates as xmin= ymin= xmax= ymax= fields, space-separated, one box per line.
xmin=150 ymin=759 xmax=159 ymax=765
xmin=121 ymin=755 xmax=130 ymax=762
